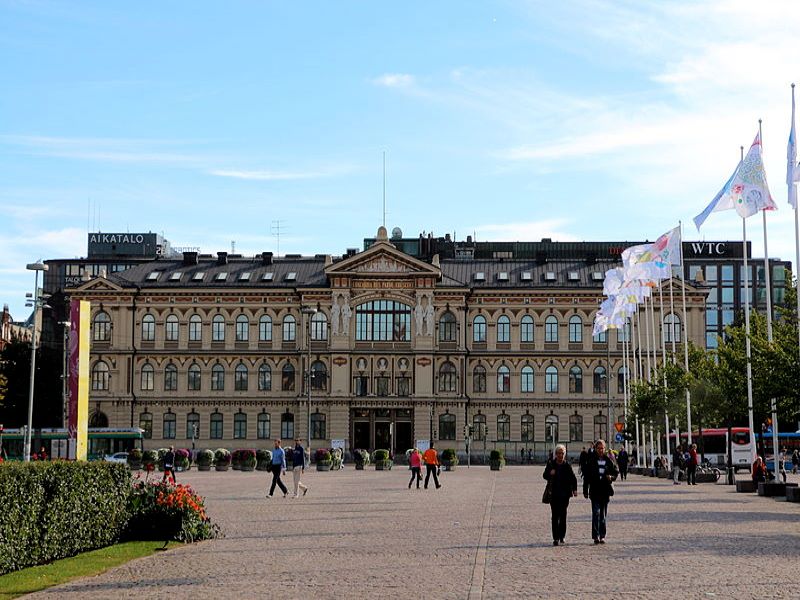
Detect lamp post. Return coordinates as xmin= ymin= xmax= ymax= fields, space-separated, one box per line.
xmin=24 ymin=261 xmax=48 ymax=462
xmin=301 ymin=306 xmax=317 ymax=452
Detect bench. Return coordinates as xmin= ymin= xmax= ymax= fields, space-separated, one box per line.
xmin=757 ymin=482 xmax=799 ymax=497
xmin=736 ymin=480 xmax=757 ymax=493
xmin=786 ymin=486 xmax=800 ymax=502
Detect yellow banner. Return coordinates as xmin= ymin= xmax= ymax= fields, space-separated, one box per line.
xmin=76 ymin=300 xmax=90 ymax=461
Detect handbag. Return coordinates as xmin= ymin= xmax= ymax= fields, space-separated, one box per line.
xmin=542 ymin=481 xmax=552 ymax=504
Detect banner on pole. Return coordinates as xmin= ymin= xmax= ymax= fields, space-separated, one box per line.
xmin=68 ymin=300 xmax=90 ymax=461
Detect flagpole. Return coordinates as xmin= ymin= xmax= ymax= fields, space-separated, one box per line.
xmin=635 ymin=414 xmax=641 ymax=466
xmin=623 ymin=331 xmax=630 ymax=453
xmin=678 ymin=222 xmax=693 ymax=445
xmin=792 ymin=84 xmax=800 ymax=393
xmin=644 ymin=295 xmax=653 ymax=380
xmin=742 ymin=215 xmax=757 ymax=464
xmin=635 ymin=308 xmax=644 ymax=380
xmin=649 ymin=289 xmax=658 ymax=382
xmin=658 ymin=282 xmax=671 ymax=461
xmin=668 ymin=268 xmax=677 ymax=360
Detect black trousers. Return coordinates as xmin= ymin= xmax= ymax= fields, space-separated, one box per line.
xmin=550 ymin=499 xmax=569 ymax=541
xmin=424 ymin=464 xmax=440 ymax=488
xmin=686 ymin=464 xmax=697 ymax=485
xmin=619 ymin=466 xmax=628 ymax=480
xmin=409 ymin=466 xmax=421 ymax=488
xmin=269 ymin=464 xmax=288 ymax=496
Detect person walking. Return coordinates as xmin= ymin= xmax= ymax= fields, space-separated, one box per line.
xmin=291 ymin=438 xmax=309 ymax=497
xmin=779 ymin=447 xmax=788 ymax=483
xmin=686 ymin=443 xmax=698 ymax=485
xmin=267 ymin=439 xmax=288 ymax=498
xmin=617 ymin=446 xmax=629 ymax=481
xmin=408 ymin=448 xmax=422 ymax=489
xmin=583 ymin=439 xmax=619 ymax=544
xmin=162 ymin=446 xmax=176 ymax=484
xmin=671 ymin=445 xmax=683 ymax=485
xmin=792 ymin=449 xmax=799 ymax=475
xmin=543 ymin=444 xmax=578 ymax=546
xmin=422 ymin=443 xmax=441 ymax=490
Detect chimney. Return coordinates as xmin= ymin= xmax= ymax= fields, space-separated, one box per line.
xmin=217 ymin=252 xmax=228 ymax=265
xmin=324 ymin=255 xmax=332 ymax=267
xmin=183 ymin=251 xmax=199 ymax=266
xmin=261 ymin=252 xmax=273 ymax=266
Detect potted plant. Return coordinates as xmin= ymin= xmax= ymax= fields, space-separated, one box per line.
xmin=231 ymin=449 xmax=242 ymax=470
xmin=315 ymin=448 xmax=332 ymax=471
xmin=353 ymin=449 xmax=369 ymax=470
xmin=331 ymin=448 xmax=343 ymax=470
xmin=175 ymin=448 xmax=191 ymax=472
xmin=256 ymin=449 xmax=272 ymax=471
xmin=489 ymin=449 xmax=505 ymax=471
xmin=156 ymin=448 xmax=169 ymax=471
xmin=441 ymin=448 xmax=459 ymax=471
xmin=196 ymin=449 xmax=214 ymax=471
xmin=373 ymin=449 xmax=393 ymax=471
xmin=214 ymin=448 xmax=232 ymax=471
xmin=239 ymin=449 xmax=257 ymax=472
xmin=127 ymin=448 xmax=143 ymax=470
xmin=142 ymin=449 xmax=159 ymax=471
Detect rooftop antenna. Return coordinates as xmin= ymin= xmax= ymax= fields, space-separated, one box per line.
xmin=382 ymin=150 xmax=387 ymax=228
xmin=271 ymin=220 xmax=285 ymax=256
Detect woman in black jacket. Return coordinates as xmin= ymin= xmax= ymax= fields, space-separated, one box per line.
xmin=582 ymin=439 xmax=619 ymax=544
xmin=543 ymin=444 xmax=578 ymax=546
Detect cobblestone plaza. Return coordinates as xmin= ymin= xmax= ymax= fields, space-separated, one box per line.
xmin=26 ymin=467 xmax=800 ymax=599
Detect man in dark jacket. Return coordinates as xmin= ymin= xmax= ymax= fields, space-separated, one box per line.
xmin=162 ymin=446 xmax=176 ymax=484
xmin=578 ymin=447 xmax=588 ymax=478
xmin=617 ymin=447 xmax=629 ymax=481
xmin=583 ymin=439 xmax=618 ymax=544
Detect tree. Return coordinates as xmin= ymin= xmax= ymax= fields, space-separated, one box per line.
xmin=0 ymin=340 xmax=63 ymax=428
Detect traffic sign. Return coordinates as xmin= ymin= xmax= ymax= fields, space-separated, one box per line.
xmin=614 ymin=433 xmax=624 ymax=443
xmin=614 ymin=422 xmax=624 ymax=433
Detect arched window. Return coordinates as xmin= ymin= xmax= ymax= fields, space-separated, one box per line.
xmin=141 ymin=314 xmax=155 ymax=341
xmin=234 ymin=412 xmax=247 ymax=439
xmin=165 ymin=314 xmax=179 ymax=342
xmin=211 ymin=364 xmax=225 ymax=391
xmin=258 ymin=364 xmax=272 ymax=391
xmin=89 ymin=411 xmax=108 ymax=427
xmin=593 ymin=366 xmax=607 ymax=394
xmin=594 ymin=413 xmax=608 ymax=442
xmin=569 ymin=413 xmax=583 ymax=442
xmin=545 ymin=414 xmax=559 ymax=443
xmin=521 ymin=414 xmax=534 ymax=442
xmin=93 ymin=311 xmax=111 ymax=342
xmin=521 ymin=366 xmax=534 ymax=393
xmin=91 ymin=361 xmax=110 ymax=391
xmin=545 ymin=316 xmax=559 ymax=343
xmin=664 ymin=313 xmax=682 ymax=343
xmin=473 ymin=315 xmax=487 ymax=343
xmin=281 ymin=412 xmax=294 ymax=439
xmin=473 ymin=365 xmax=486 ymax=393
xmin=545 ymin=366 xmax=558 ymax=393
xmin=282 ymin=363 xmax=295 ymax=391
xmin=592 ymin=316 xmax=607 ymax=343
xmin=439 ymin=413 xmax=456 ymax=440
xmin=235 ymin=363 xmax=248 ymax=391
xmin=311 ymin=312 xmax=328 ymax=341
xmin=497 ymin=315 xmax=510 ymax=343
xmin=259 ymin=315 xmax=272 ymax=341
xmin=569 ymin=366 xmax=583 ymax=393
xmin=163 ymin=412 xmax=176 ymax=439
xmin=497 ymin=365 xmax=510 ymax=393
xmin=355 ymin=300 xmax=411 ymax=341
xmin=520 ymin=315 xmax=534 ymax=343
xmin=188 ymin=364 xmax=201 ymax=390
xmin=186 ymin=412 xmax=200 ymax=439
xmin=439 ymin=311 xmax=457 ymax=342
xmin=568 ymin=315 xmax=583 ymax=343
xmin=617 ymin=367 xmax=628 ymax=394
xmin=257 ymin=412 xmax=271 ymax=439
xmin=140 ymin=363 xmax=154 ymax=391
xmin=139 ymin=412 xmax=152 ymax=439
xmin=283 ymin=315 xmax=296 ymax=342
xmin=210 ymin=412 xmax=223 ymax=439
xmin=473 ymin=413 xmax=486 ymax=441
xmin=497 ymin=413 xmax=510 ymax=441
xmin=236 ymin=315 xmax=249 ymax=342
xmin=311 ymin=412 xmax=327 ymax=439
xmin=189 ymin=314 xmax=202 ymax=342
xmin=212 ymin=314 xmax=225 ymax=342
xmin=311 ymin=361 xmax=327 ymax=391
xmin=438 ymin=362 xmax=457 ymax=392
xmin=164 ymin=363 xmax=177 ymax=391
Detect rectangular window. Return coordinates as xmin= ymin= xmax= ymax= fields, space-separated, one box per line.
xmin=569 ymin=418 xmax=583 ymax=442
xmin=497 ymin=417 xmax=510 ymax=441
xmin=163 ymin=416 xmax=176 ymax=439
xmin=375 ymin=376 xmax=390 ymax=396
xmin=164 ymin=369 xmax=177 ymax=391
xmin=521 ymin=418 xmax=534 ymax=442
xmin=705 ymin=265 xmax=717 ymax=283
xmin=396 ymin=377 xmax=410 ymax=396
xmin=354 ymin=376 xmax=368 ymax=396
xmin=212 ymin=319 xmax=225 ymax=341
xmin=139 ymin=415 xmax=152 ymax=439
xmin=281 ymin=415 xmax=294 ymax=440
xmin=257 ymin=414 xmax=271 ymax=439
xmin=165 ymin=320 xmax=179 ymax=341
xmin=311 ymin=414 xmax=326 ymax=440
xmin=186 ymin=414 xmax=200 ymax=440
xmin=210 ymin=415 xmax=223 ymax=439
xmin=189 ymin=320 xmax=202 ymax=341
xmin=234 ymin=415 xmax=247 ymax=439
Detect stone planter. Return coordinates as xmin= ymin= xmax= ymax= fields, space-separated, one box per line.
xmin=442 ymin=459 xmax=458 ymax=471
xmin=256 ymin=462 xmax=271 ymax=471
xmin=197 ymin=464 xmax=212 ymax=471
xmin=317 ymin=462 xmax=332 ymax=472
xmin=232 ymin=463 xmax=242 ymax=471
xmin=375 ymin=460 xmax=393 ymax=471
xmin=241 ymin=465 xmax=256 ymax=472
xmin=490 ymin=460 xmax=504 ymax=471
xmin=215 ymin=464 xmax=230 ymax=471
xmin=355 ymin=463 xmax=365 ymax=470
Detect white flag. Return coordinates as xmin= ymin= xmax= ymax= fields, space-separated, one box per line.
xmin=789 ymin=86 xmax=798 ymax=209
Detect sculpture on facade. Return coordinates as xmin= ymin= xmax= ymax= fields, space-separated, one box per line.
xmin=331 ymin=295 xmax=341 ymax=335
xmin=340 ymin=294 xmax=352 ymax=334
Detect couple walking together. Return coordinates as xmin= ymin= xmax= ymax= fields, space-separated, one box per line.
xmin=266 ymin=438 xmax=309 ymax=498
xmin=543 ymin=439 xmax=618 ymax=546
xmin=408 ymin=443 xmax=442 ymax=489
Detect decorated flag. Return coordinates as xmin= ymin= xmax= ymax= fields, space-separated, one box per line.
xmin=621 ymin=226 xmax=681 ymax=281
xmin=695 ymin=132 xmax=777 ymax=229
xmin=789 ymin=86 xmax=799 ymax=209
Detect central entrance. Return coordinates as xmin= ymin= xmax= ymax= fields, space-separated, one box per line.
xmin=351 ymin=408 xmax=413 ymax=455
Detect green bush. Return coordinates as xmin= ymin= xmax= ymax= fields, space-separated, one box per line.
xmin=196 ymin=449 xmax=214 ymax=466
xmin=489 ymin=449 xmax=505 ymax=461
xmin=256 ymin=449 xmax=272 ymax=463
xmin=127 ymin=448 xmax=143 ymax=465
xmin=315 ymin=449 xmax=332 ymax=463
xmin=441 ymin=448 xmax=457 ymax=461
xmin=214 ymin=448 xmax=231 ymax=465
xmin=372 ymin=449 xmax=390 ymax=462
xmin=142 ymin=449 xmax=158 ymax=468
xmin=239 ymin=449 xmax=256 ymax=468
xmin=0 ymin=462 xmax=131 ymax=575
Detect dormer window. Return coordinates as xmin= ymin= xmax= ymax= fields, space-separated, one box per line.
xmin=262 ymin=272 xmax=274 ymax=281
xmin=474 ymin=272 xmax=486 ymax=282
xmin=285 ymin=272 xmax=297 ymax=281
xmin=545 ymin=272 xmax=557 ymax=281
xmin=192 ymin=272 xmax=205 ymax=281
xmin=169 ymin=272 xmax=182 ymax=281
xmin=497 ymin=272 xmax=509 ymax=281
xmin=591 ymin=272 xmax=604 ymax=281
xmin=568 ymin=272 xmax=580 ymax=281
xmin=520 ymin=272 xmax=532 ymax=281
xmin=239 ymin=272 xmax=251 ymax=281
xmin=146 ymin=271 xmax=161 ymax=281
xmin=215 ymin=272 xmax=228 ymax=281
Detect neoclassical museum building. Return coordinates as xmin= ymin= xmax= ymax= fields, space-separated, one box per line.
xmin=67 ymin=227 xmax=708 ymax=459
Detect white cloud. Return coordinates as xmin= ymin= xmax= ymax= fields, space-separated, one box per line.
xmin=209 ymin=166 xmax=353 ymax=181
xmin=473 ymin=219 xmax=579 ymax=242
xmin=372 ymin=73 xmax=415 ymax=88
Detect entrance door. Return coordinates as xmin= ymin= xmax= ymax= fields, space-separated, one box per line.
xmin=375 ymin=422 xmax=391 ymax=450
xmin=354 ymin=422 xmax=371 ymax=451
xmin=394 ymin=421 xmax=412 ymax=455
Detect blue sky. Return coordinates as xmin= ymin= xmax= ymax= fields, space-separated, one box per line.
xmin=3 ymin=0 xmax=800 ymax=317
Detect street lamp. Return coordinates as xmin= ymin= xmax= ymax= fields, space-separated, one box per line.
xmin=300 ymin=306 xmax=317 ymax=451
xmin=24 ymin=261 xmax=48 ymax=462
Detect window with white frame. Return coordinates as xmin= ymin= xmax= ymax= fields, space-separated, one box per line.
xmin=568 ymin=315 xmax=583 ymax=343
xmin=497 ymin=315 xmax=510 ymax=343
xmin=259 ymin=315 xmax=272 ymax=341
xmin=212 ymin=315 xmax=225 ymax=342
xmin=235 ymin=315 xmax=249 ymax=342
xmin=545 ymin=316 xmax=559 ymax=343
xmin=521 ymin=366 xmax=534 ymax=393
xmin=141 ymin=314 xmax=155 ymax=341
xmin=520 ymin=315 xmax=534 ymax=343
xmin=473 ymin=315 xmax=487 ymax=343
xmin=165 ymin=314 xmax=179 ymax=342
xmin=545 ymin=366 xmax=558 ymax=393
xmin=189 ymin=315 xmax=202 ymax=342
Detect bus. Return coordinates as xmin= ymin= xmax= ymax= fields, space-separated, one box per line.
xmin=0 ymin=428 xmax=144 ymax=461
xmin=755 ymin=432 xmax=800 ymax=471
xmin=668 ymin=427 xmax=753 ymax=472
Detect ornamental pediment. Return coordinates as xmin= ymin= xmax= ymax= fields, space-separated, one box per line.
xmin=325 ymin=240 xmax=440 ymax=278
xmin=68 ymin=276 xmax=124 ymax=293
xmin=352 ymin=255 xmax=413 ymax=273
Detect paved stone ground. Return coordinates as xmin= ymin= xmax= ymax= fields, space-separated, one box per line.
xmin=25 ymin=467 xmax=800 ymax=599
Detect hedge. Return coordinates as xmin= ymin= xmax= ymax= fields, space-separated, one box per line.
xmin=0 ymin=461 xmax=131 ymax=575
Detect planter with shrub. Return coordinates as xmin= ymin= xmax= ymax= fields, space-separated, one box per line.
xmin=231 ymin=449 xmax=242 ymax=471
xmin=196 ymin=449 xmax=214 ymax=471
xmin=214 ymin=448 xmax=231 ymax=471
xmin=142 ymin=449 xmax=159 ymax=472
xmin=331 ymin=448 xmax=343 ymax=470
xmin=441 ymin=448 xmax=459 ymax=471
xmin=353 ymin=449 xmax=370 ymax=470
xmin=239 ymin=449 xmax=257 ymax=471
xmin=372 ymin=449 xmax=393 ymax=470
xmin=256 ymin=449 xmax=273 ymax=471
xmin=175 ymin=449 xmax=191 ymax=472
xmin=489 ymin=449 xmax=505 ymax=471
xmin=127 ymin=448 xmax=143 ymax=470
xmin=315 ymin=448 xmax=332 ymax=471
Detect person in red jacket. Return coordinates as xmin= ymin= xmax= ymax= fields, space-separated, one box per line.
xmin=422 ymin=443 xmax=442 ymax=490
xmin=408 ymin=448 xmax=423 ymax=489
